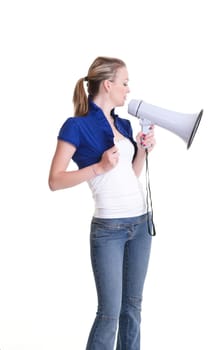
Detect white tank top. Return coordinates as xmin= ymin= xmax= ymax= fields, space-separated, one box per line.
xmin=87 ymin=138 xmax=146 ymax=218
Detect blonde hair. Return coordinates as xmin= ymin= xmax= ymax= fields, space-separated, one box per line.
xmin=73 ymin=56 xmax=126 ymax=116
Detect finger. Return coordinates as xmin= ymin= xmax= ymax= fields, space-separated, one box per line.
xmin=147 ymin=140 xmax=156 ymax=151
xmin=141 ymin=137 xmax=156 ymax=149
xmin=144 ymin=130 xmax=154 ymax=138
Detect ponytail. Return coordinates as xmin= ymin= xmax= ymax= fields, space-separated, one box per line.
xmin=73 ymin=77 xmax=88 ymax=116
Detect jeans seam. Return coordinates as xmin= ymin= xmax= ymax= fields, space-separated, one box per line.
xmin=89 ymin=248 xmax=101 ymax=347
xmin=124 ymin=241 xmax=129 ymax=348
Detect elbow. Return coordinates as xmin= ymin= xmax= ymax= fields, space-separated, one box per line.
xmin=48 ymin=176 xmax=59 ymax=191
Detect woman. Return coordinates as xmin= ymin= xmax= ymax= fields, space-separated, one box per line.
xmin=48 ymin=56 xmax=156 ymax=349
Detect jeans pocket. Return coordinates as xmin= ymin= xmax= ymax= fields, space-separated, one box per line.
xmin=90 ymin=219 xmax=128 ymax=248
xmin=90 ymin=221 xmax=117 ymax=239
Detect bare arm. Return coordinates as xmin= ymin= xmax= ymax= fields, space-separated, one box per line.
xmin=48 ymin=140 xmax=119 ymax=191
xmin=132 ymin=127 xmax=156 ymax=177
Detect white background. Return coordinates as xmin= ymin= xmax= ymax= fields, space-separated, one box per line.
xmin=0 ymin=0 xmax=221 ymax=349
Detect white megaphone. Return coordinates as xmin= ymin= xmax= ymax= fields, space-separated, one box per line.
xmin=128 ymin=99 xmax=203 ymax=149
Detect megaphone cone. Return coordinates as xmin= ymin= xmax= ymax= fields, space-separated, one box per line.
xmin=128 ymin=99 xmax=203 ymax=149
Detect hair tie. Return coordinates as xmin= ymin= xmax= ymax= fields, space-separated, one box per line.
xmin=84 ymin=76 xmax=88 ymax=81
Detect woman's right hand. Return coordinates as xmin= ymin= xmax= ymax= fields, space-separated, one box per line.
xmin=96 ymin=145 xmax=119 ymax=174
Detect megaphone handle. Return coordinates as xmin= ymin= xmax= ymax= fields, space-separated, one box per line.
xmin=140 ymin=118 xmax=152 ymax=134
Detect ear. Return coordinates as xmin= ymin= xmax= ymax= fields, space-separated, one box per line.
xmin=103 ymin=79 xmax=112 ymax=92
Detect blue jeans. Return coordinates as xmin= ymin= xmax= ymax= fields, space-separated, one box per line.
xmin=86 ymin=213 xmax=152 ymax=350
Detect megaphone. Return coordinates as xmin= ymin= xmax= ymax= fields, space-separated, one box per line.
xmin=128 ymin=99 xmax=203 ymax=149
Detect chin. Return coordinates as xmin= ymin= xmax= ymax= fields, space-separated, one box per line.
xmin=115 ymin=99 xmax=125 ymax=108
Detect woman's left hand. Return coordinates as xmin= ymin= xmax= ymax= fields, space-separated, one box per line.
xmin=136 ymin=125 xmax=156 ymax=152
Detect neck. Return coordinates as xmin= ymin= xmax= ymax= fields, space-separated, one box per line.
xmin=93 ymin=96 xmax=114 ymax=120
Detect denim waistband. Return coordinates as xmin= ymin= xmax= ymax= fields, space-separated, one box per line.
xmin=91 ymin=213 xmax=148 ymax=226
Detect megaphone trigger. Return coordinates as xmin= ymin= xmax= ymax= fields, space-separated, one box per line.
xmin=140 ymin=118 xmax=152 ymax=134
xmin=139 ymin=118 xmax=153 ymax=149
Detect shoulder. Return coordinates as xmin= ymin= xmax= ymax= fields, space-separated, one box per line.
xmin=58 ymin=117 xmax=81 ymax=147
xmin=60 ymin=115 xmax=88 ymax=126
xmin=58 ymin=114 xmax=93 ymax=147
xmin=60 ymin=116 xmax=75 ymax=127
xmin=59 ymin=114 xmax=91 ymax=132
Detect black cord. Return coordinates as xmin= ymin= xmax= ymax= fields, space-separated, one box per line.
xmin=145 ymin=149 xmax=156 ymax=236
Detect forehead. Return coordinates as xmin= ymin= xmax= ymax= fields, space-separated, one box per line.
xmin=115 ymin=66 xmax=129 ymax=80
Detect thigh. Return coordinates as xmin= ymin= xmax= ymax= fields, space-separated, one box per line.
xmin=90 ymin=218 xmax=127 ymax=317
